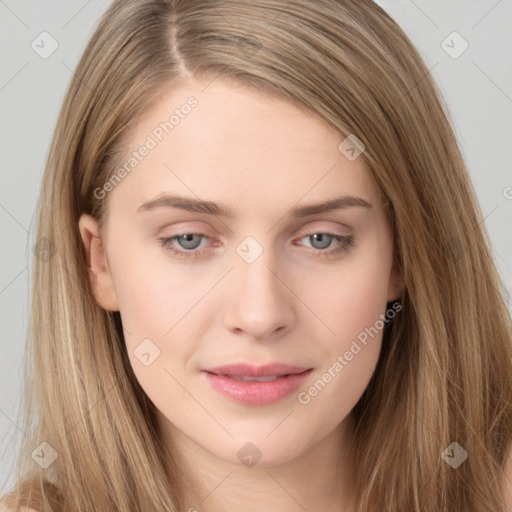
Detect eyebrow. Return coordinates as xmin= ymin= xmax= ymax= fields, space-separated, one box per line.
xmin=136 ymin=193 xmax=372 ymax=218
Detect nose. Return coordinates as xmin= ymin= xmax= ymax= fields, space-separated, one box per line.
xmin=222 ymin=245 xmax=297 ymax=340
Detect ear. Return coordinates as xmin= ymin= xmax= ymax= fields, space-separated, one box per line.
xmin=386 ymin=258 xmax=405 ymax=303
xmin=78 ymin=213 xmax=119 ymax=311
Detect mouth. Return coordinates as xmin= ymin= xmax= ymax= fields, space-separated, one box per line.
xmin=201 ymin=364 xmax=313 ymax=406
xmin=202 ymin=362 xmax=311 ymax=378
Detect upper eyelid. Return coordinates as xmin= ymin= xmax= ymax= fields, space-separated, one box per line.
xmin=158 ymin=220 xmax=352 ymax=237
xmin=162 ymin=228 xmax=349 ymax=241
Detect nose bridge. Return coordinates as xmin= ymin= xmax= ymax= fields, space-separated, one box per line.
xmin=223 ymin=233 xmax=295 ymax=337
xmin=235 ymin=232 xmax=282 ymax=303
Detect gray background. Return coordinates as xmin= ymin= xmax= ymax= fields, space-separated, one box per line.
xmin=1 ymin=0 xmax=511 ymax=493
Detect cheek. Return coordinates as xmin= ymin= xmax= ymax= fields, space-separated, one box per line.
xmin=296 ymin=275 xmax=390 ymax=430
xmin=308 ymin=244 xmax=392 ymax=340
xmin=110 ymin=248 xmax=196 ymax=403
xmin=305 ymin=240 xmax=392 ymax=393
xmin=320 ymin=276 xmax=387 ymax=385
xmin=107 ymin=236 xmax=199 ymax=333
xmin=107 ymin=238 xmax=210 ymax=385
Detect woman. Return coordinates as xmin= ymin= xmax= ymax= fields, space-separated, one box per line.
xmin=2 ymin=0 xmax=511 ymax=510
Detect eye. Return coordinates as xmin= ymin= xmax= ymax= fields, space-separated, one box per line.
xmin=158 ymin=233 xmax=210 ymax=259
xmin=157 ymin=231 xmax=354 ymax=260
xmin=296 ymin=232 xmax=354 ymax=259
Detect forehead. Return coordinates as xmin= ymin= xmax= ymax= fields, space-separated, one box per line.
xmin=106 ymin=77 xmax=383 ymax=219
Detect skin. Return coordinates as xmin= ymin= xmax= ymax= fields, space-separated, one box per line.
xmin=79 ymin=77 xmax=404 ymax=511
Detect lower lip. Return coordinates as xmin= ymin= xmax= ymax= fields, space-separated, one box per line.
xmin=202 ymin=369 xmax=312 ymax=406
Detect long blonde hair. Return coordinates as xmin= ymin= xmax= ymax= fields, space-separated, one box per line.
xmin=3 ymin=0 xmax=512 ymax=510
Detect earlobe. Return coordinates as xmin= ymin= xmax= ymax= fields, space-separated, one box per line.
xmin=78 ymin=213 xmax=119 ymax=311
xmin=387 ymin=261 xmax=405 ymax=303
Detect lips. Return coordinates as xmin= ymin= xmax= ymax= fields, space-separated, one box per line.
xmin=201 ymin=363 xmax=313 ymax=406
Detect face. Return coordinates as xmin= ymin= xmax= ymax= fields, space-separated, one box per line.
xmin=79 ymin=77 xmax=403 ymax=469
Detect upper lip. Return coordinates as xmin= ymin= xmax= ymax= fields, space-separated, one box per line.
xmin=202 ymin=363 xmax=312 ymax=377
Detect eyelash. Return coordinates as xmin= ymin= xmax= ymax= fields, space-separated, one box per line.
xmin=157 ymin=231 xmax=354 ymax=260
